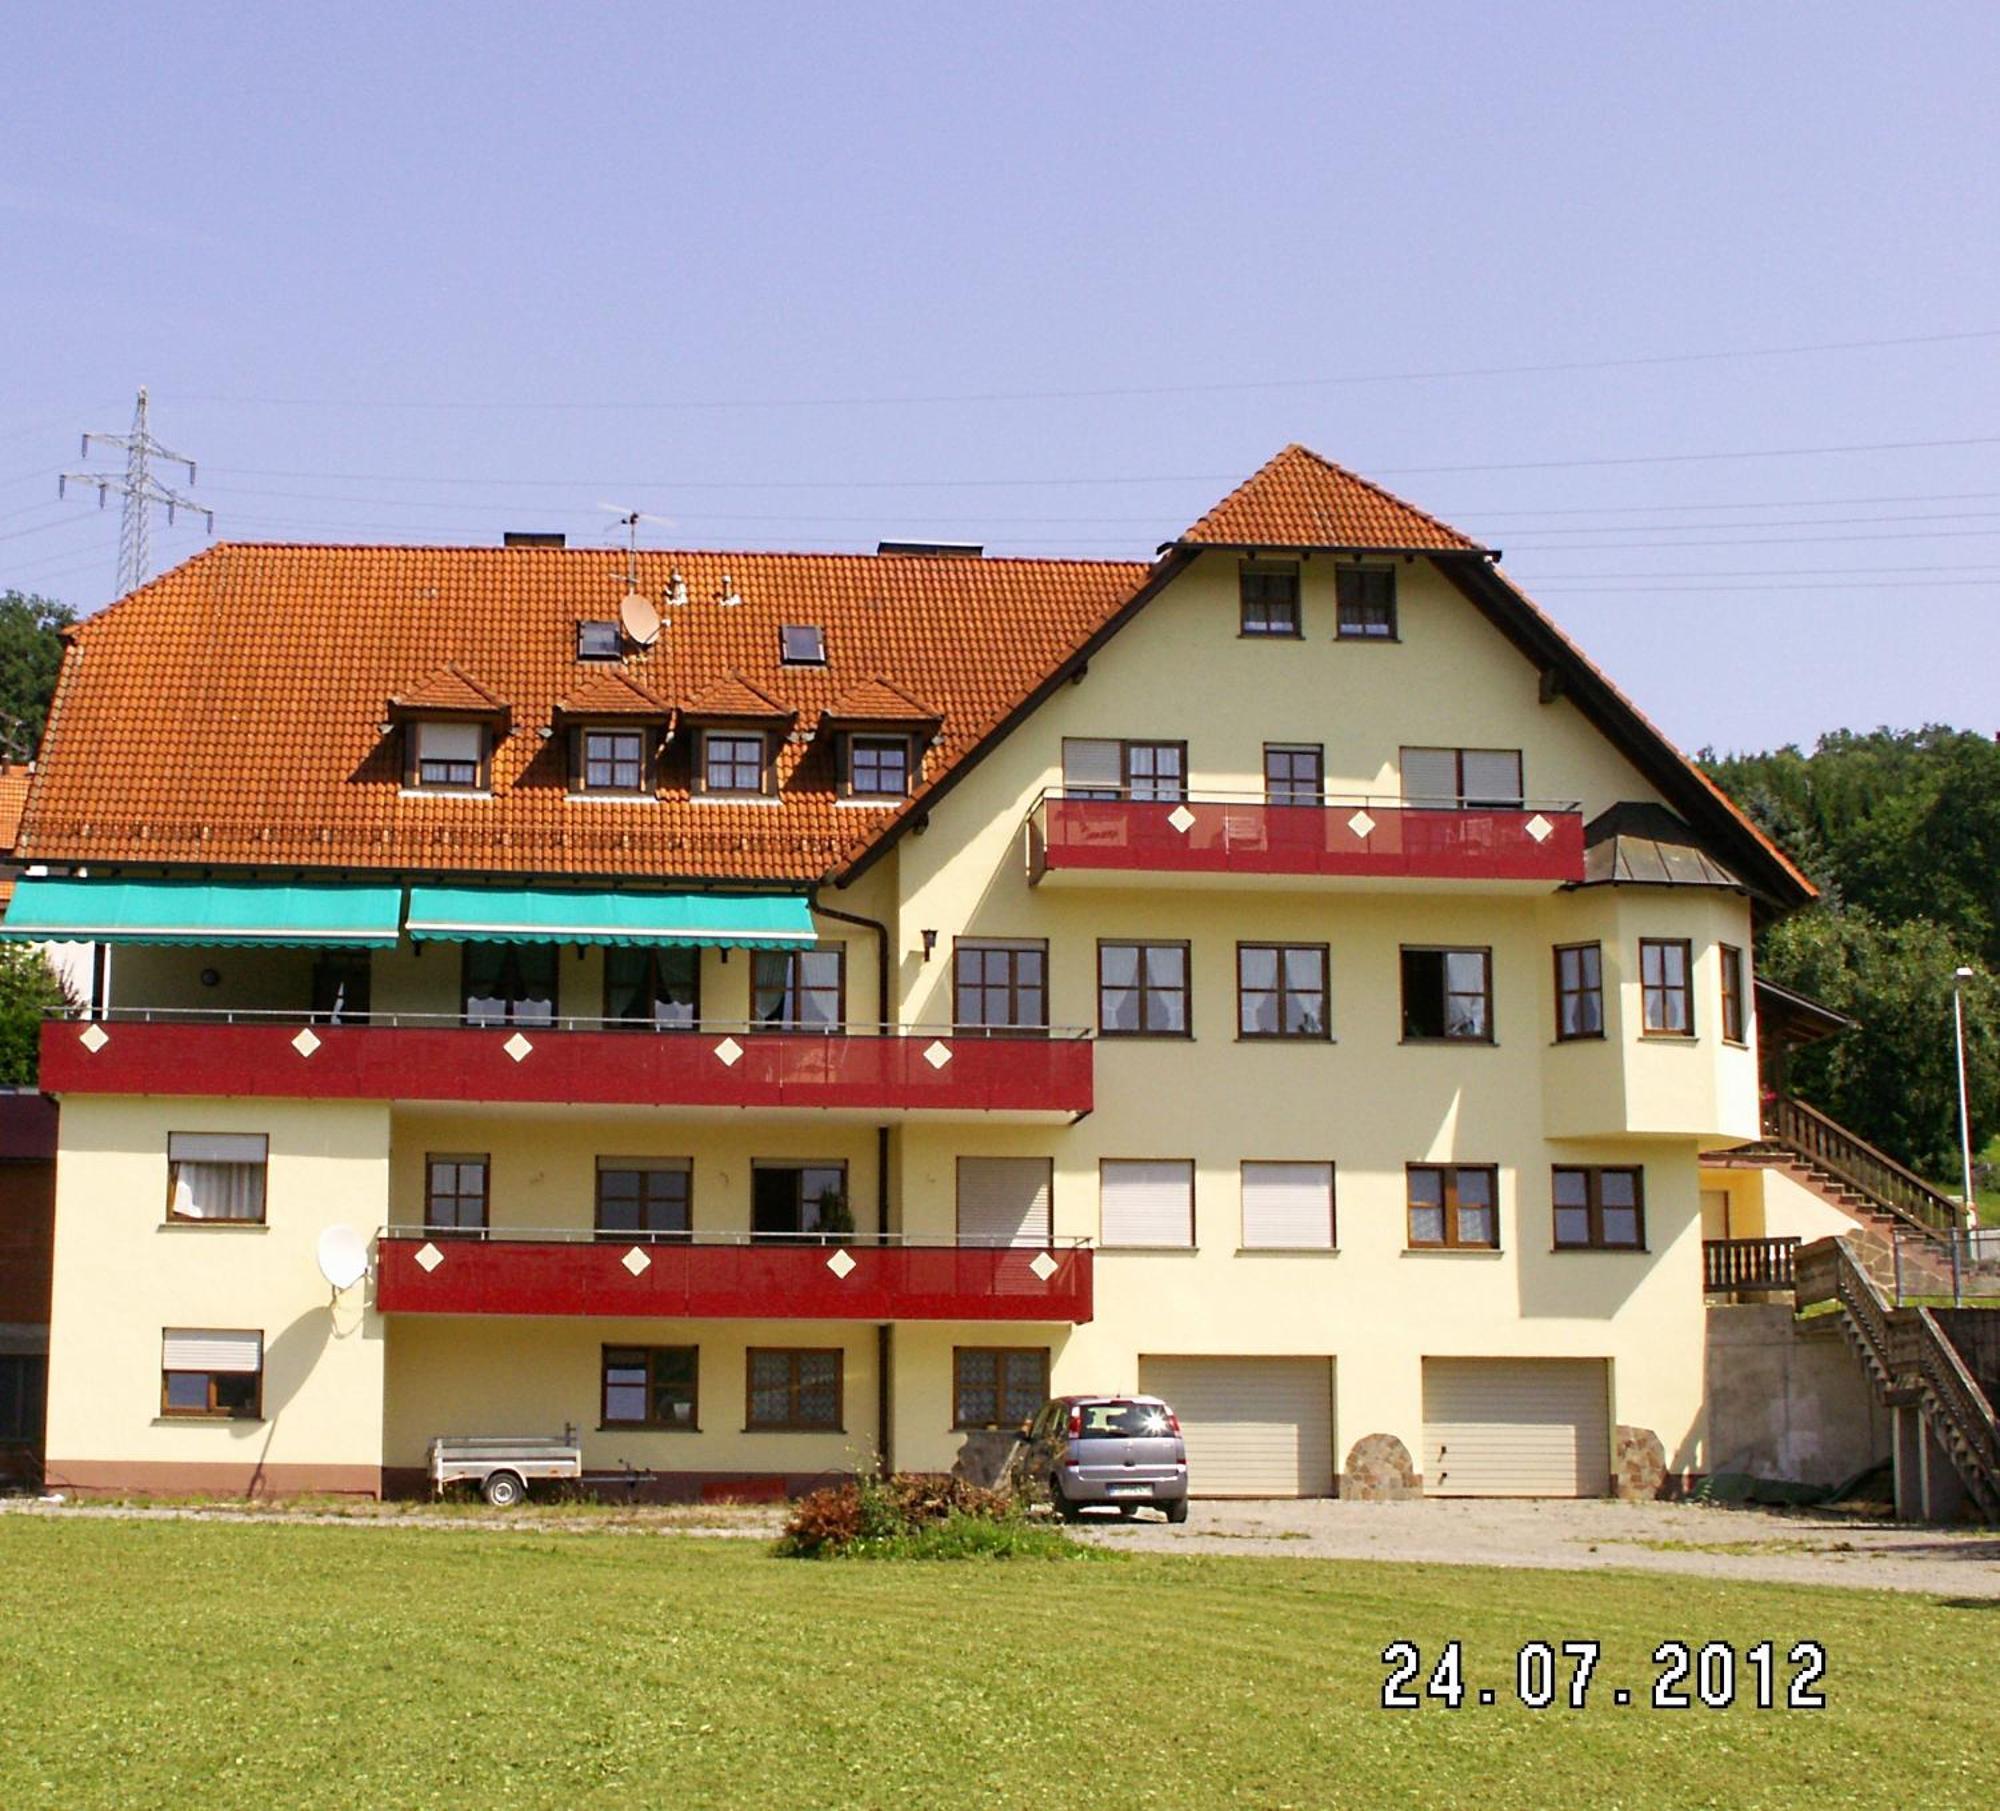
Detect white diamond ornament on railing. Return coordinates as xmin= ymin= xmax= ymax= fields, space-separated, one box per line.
xmin=1028 ymin=1250 xmax=1060 ymax=1282
xmin=1526 ymin=814 xmax=1554 ymax=844
xmin=826 ymin=1248 xmax=857 ymax=1279
xmin=622 ymin=1246 xmax=651 ymax=1276
xmin=291 ymin=1026 xmax=322 ymax=1058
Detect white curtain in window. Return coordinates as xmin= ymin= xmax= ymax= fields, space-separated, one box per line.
xmin=169 ymin=1134 xmax=268 ymax=1221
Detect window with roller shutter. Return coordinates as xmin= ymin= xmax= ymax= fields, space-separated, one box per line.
xmin=160 ymin=1329 xmax=263 ymax=1419
xmin=1240 ymin=1162 xmax=1335 ymax=1250
xmin=955 ymin=1158 xmax=1053 ymax=1248
xmin=1100 ymin=1160 xmax=1194 ymax=1248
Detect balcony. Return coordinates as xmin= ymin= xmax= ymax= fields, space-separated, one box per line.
xmin=1026 ymin=790 xmax=1584 ymax=889
xmin=37 ymin=1014 xmax=1093 ymax=1120
xmin=375 ymin=1230 xmax=1094 ymax=1323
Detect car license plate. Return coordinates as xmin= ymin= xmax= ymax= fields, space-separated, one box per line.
xmin=1107 ymin=1484 xmax=1149 ymax=1498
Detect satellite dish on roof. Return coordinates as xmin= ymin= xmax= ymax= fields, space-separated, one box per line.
xmin=620 ymin=591 xmax=661 ymax=647
xmin=317 ymin=1224 xmax=369 ymax=1293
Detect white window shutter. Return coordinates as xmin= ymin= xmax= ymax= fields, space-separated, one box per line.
xmin=1399 ymin=747 xmax=1457 ymax=807
xmin=956 ymin=1158 xmax=1052 ymax=1247
xmin=168 ymin=1133 xmax=268 ymax=1165
xmin=1062 ymin=739 xmax=1122 ymax=792
xmin=417 ymin=720 xmax=483 ymax=763
xmin=1100 ymin=1160 xmax=1194 ymax=1247
xmin=162 ymin=1330 xmax=263 ymax=1373
xmin=1241 ymin=1162 xmax=1334 ymax=1249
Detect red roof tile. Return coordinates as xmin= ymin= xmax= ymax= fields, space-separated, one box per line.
xmin=681 ymin=672 xmax=795 ymax=722
xmin=1179 ymin=443 xmax=1485 ymax=552
xmin=553 ymin=669 xmax=674 ymax=719
xmin=820 ymin=678 xmax=941 ymax=725
xmin=0 ymin=765 xmax=31 ymax=854
xmin=388 ymin=662 xmax=509 ymax=716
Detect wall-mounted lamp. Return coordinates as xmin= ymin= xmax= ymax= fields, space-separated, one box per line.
xmin=199 ymin=968 xmax=221 ymax=988
xmin=920 ymin=929 xmax=939 ymax=962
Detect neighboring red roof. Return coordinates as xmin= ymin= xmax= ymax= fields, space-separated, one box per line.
xmin=553 ymin=669 xmax=674 ymax=719
xmin=388 ymin=663 xmax=509 ymax=717
xmin=680 ymin=672 xmax=795 ymax=722
xmin=22 ymin=545 xmax=1147 ymax=883
xmin=0 ymin=765 xmax=30 ymax=853
xmin=1178 ymin=443 xmax=1485 ymax=552
xmin=821 ymin=678 xmax=941 ymax=725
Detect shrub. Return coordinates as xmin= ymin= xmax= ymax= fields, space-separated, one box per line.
xmin=775 ymin=1470 xmax=1090 ymax=1561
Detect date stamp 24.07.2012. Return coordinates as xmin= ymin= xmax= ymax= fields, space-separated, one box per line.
xmin=1379 ymin=1639 xmax=1827 ymax=1711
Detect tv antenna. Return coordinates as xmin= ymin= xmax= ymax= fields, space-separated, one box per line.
xmin=599 ymin=505 xmax=671 ymax=644
xmin=59 ymin=387 xmax=213 ymax=597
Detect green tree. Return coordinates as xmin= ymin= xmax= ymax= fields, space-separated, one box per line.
xmin=0 ymin=589 xmax=77 ymax=761
xmin=1757 ymin=909 xmax=1998 ymax=1181
xmin=0 ymin=942 xmax=72 ymax=1086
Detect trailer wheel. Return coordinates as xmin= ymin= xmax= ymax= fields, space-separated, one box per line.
xmin=482 ymin=1470 xmax=526 ymax=1508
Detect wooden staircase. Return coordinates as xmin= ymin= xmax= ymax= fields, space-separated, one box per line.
xmin=1794 ymin=1238 xmax=2000 ymax=1522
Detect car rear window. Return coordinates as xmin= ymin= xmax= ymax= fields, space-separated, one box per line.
xmin=1075 ymin=1401 xmax=1174 ymax=1439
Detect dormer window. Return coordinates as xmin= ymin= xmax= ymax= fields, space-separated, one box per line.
xmin=574 ymin=727 xmax=648 ymax=795
xmin=409 ymin=720 xmax=488 ymax=792
xmin=698 ymin=729 xmax=769 ymax=797
xmin=1239 ymin=562 xmax=1301 ymax=637
xmin=845 ymin=733 xmax=911 ymax=798
xmin=780 ymin=624 xmax=827 ymax=666
xmin=576 ymin=620 xmax=622 ymax=660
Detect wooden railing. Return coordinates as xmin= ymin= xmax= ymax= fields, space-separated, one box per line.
xmin=1764 ymin=1095 xmax=1963 ymax=1238
xmin=1703 ymin=1236 xmax=1800 ymax=1293
xmin=1794 ymin=1236 xmax=1999 ymax=1520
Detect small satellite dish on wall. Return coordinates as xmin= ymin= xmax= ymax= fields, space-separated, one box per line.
xmin=620 ymin=591 xmax=661 ymax=647
xmin=317 ymin=1224 xmax=369 ymax=1293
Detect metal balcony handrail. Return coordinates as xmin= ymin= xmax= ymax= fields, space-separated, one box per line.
xmin=45 ymin=1006 xmax=1093 ymax=1040
xmin=379 ymin=1225 xmax=1092 ymax=1250
xmin=1031 ymin=786 xmax=1583 ymax=813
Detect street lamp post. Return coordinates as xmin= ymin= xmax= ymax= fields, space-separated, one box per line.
xmin=1953 ymin=968 xmax=1977 ymax=1287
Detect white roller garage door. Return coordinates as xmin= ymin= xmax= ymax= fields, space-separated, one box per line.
xmin=1138 ymin=1356 xmax=1335 ymax=1497
xmin=1422 ymin=1359 xmax=1610 ymax=1498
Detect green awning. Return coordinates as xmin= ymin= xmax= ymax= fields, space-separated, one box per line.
xmin=0 ymin=877 xmax=404 ymax=947
xmin=404 ymin=885 xmax=815 ymax=948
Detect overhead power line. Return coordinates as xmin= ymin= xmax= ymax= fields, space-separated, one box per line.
xmin=162 ymin=325 xmax=2000 ymax=413
xmin=59 ymin=388 xmax=213 ymax=594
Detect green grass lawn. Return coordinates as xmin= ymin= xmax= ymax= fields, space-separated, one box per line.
xmin=0 ymin=1519 xmax=1994 ymax=1809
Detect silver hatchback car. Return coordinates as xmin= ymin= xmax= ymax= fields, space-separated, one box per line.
xmin=1015 ymin=1394 xmax=1190 ymax=1522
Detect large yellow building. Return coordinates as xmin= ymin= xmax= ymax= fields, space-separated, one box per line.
xmin=6 ymin=445 xmax=1822 ymax=1500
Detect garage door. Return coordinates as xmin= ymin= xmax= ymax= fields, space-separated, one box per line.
xmin=1138 ymin=1356 xmax=1335 ymax=1497
xmin=1422 ymin=1359 xmax=1610 ymax=1498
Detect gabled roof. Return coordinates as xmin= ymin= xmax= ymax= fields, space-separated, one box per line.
xmin=387 ymin=663 xmax=509 ymax=718
xmin=819 ymin=678 xmax=941 ymax=726
xmin=553 ymin=669 xmax=674 ymax=720
xmin=1176 ymin=443 xmax=1488 ymax=553
xmin=680 ymin=672 xmax=795 ymax=722
xmin=0 ymin=765 xmax=31 ymax=854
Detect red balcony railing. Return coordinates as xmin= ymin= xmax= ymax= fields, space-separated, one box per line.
xmin=1027 ymin=790 xmax=1584 ymax=884
xmin=37 ymin=1014 xmax=1093 ymax=1116
xmin=375 ymin=1230 xmax=1094 ymax=1323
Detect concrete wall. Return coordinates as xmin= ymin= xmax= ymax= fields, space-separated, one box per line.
xmin=1704 ymin=1304 xmax=1888 ymax=1486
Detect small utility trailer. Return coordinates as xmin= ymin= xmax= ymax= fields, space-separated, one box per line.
xmin=430 ymin=1431 xmax=583 ymax=1507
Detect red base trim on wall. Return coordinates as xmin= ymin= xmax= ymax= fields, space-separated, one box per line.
xmin=42 ymin=1459 xmax=384 ymax=1498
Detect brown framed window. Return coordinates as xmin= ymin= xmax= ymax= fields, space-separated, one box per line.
xmin=602 ymin=1345 xmax=699 ymax=1428
xmin=1124 ymin=741 xmax=1187 ymax=802
xmin=165 ymin=1132 xmax=268 ymax=1224
xmin=953 ymin=1347 xmax=1050 ymax=1429
xmin=751 ymin=947 xmax=844 ymax=1030
xmin=1239 ymin=562 xmax=1301 ymax=637
xmin=605 ymin=946 xmax=699 ymax=1028
xmin=698 ymin=730 xmax=768 ymax=797
xmin=1098 ymin=941 xmax=1189 ymax=1037
xmin=596 ymin=1160 xmax=692 ymax=1242
xmin=462 ymin=943 xmax=557 ymax=1027
xmin=1399 ymin=747 xmax=1524 ymax=809
xmin=1554 ymin=942 xmax=1603 ymax=1041
xmin=1640 ymin=938 xmax=1694 ymax=1036
xmin=1336 ymin=566 xmax=1397 ymax=639
xmin=408 ymin=719 xmax=488 ymax=791
xmin=160 ymin=1329 xmax=263 ymax=1419
xmin=846 ymin=734 xmax=911 ymax=798
xmin=1237 ymin=943 xmax=1329 ymax=1039
xmin=1552 ymin=1166 xmax=1645 ymax=1250
xmin=751 ymin=1161 xmax=850 ymax=1241
xmin=574 ymin=727 xmax=648 ymax=795
xmin=1263 ymin=743 xmax=1323 ymax=804
xmin=1720 ymin=944 xmax=1746 ymax=1044
xmin=1406 ymin=1165 xmax=1499 ymax=1250
xmin=1400 ymin=947 xmax=1491 ymax=1042
xmin=425 ymin=1154 xmax=489 ymax=1234
xmin=953 ymin=940 xmax=1048 ymax=1034
xmin=746 ymin=1347 xmax=843 ymax=1430
xmin=311 ymin=953 xmax=372 ymax=1024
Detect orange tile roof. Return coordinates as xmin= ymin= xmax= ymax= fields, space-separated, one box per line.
xmin=1178 ymin=443 xmax=1486 ymax=553
xmin=681 ymin=671 xmax=795 ymax=722
xmin=388 ymin=663 xmax=509 ymax=716
xmin=22 ymin=545 xmax=1148 ymax=884
xmin=821 ymin=678 xmax=941 ymax=724
xmin=0 ymin=765 xmax=30 ymax=855
xmin=553 ymin=669 xmax=674 ymax=719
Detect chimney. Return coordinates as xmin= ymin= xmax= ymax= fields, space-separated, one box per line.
xmin=503 ymin=531 xmax=567 ymax=549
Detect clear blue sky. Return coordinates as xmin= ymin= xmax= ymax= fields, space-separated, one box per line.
xmin=4 ymin=4 xmax=1997 ymax=753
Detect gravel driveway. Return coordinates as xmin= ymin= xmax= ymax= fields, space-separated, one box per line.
xmin=1075 ymin=1496 xmax=2000 ymax=1597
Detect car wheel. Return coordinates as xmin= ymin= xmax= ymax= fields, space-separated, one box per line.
xmin=1164 ymin=1497 xmax=1189 ymax=1524
xmin=482 ymin=1470 xmax=526 ymax=1508
xmin=1049 ymin=1476 xmax=1080 ymax=1523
